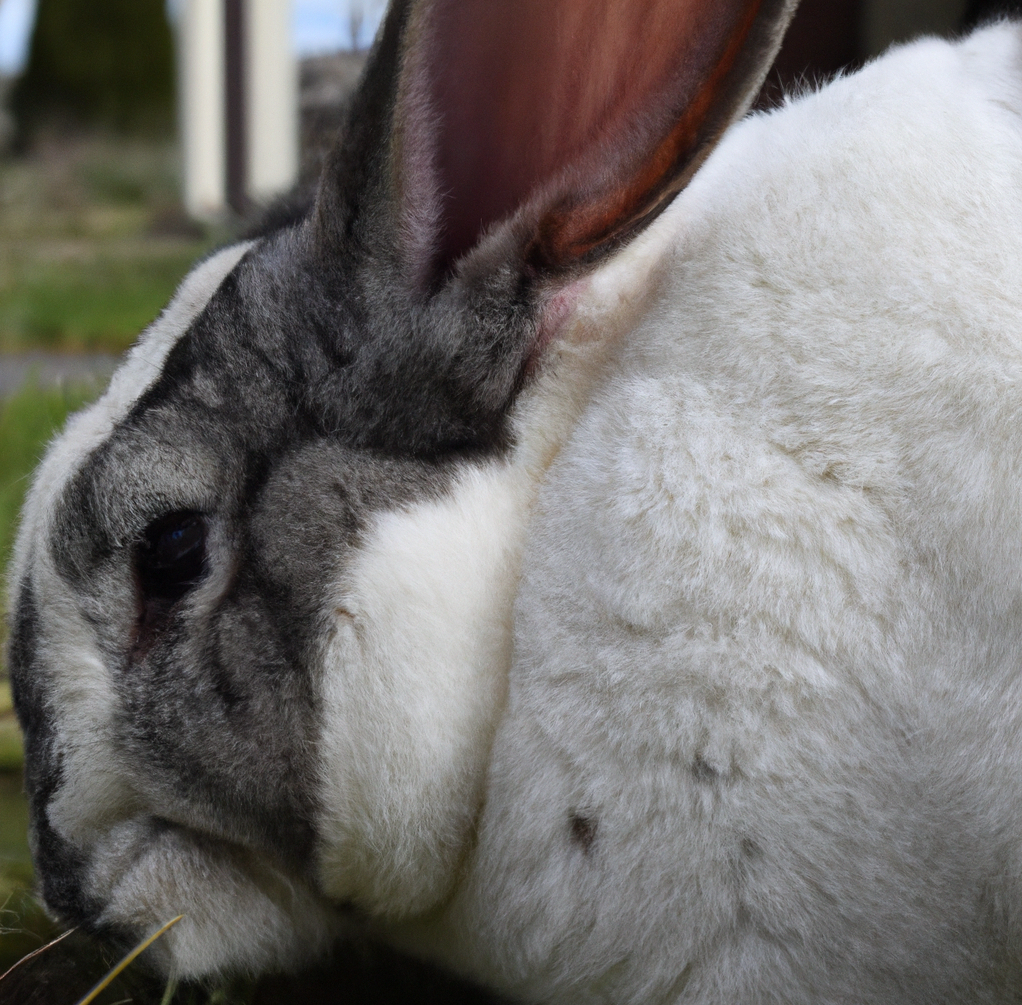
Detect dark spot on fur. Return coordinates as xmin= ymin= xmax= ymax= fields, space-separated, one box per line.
xmin=740 ymin=836 xmax=763 ymax=860
xmin=570 ymin=812 xmax=597 ymax=853
xmin=667 ymin=963 xmax=694 ymax=999
xmin=692 ymin=754 xmax=718 ymax=783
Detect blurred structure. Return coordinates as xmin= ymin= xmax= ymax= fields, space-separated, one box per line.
xmin=10 ymin=0 xmax=174 ymax=140
xmin=863 ymin=0 xmax=967 ymax=55
xmin=961 ymin=0 xmax=1022 ymax=25
xmin=179 ymin=0 xmax=297 ymax=219
xmin=5 ymin=0 xmax=1015 ymax=219
xmin=765 ymin=0 xmax=971 ymax=97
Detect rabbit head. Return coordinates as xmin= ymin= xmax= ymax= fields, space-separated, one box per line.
xmin=6 ymin=0 xmax=797 ymax=980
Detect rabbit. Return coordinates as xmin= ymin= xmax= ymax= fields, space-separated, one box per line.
xmin=12 ymin=0 xmax=1022 ymax=999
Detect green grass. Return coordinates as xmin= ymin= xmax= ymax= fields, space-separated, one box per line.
xmin=0 ymin=681 xmax=21 ymax=772
xmin=0 ymin=379 xmax=100 ymax=581
xmin=0 ymin=246 xmax=203 ymax=353
xmin=0 ymin=135 xmax=217 ymax=353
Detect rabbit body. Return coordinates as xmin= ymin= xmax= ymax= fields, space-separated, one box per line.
xmin=398 ymin=25 xmax=1022 ymax=1004
xmin=11 ymin=4 xmax=1022 ymax=1002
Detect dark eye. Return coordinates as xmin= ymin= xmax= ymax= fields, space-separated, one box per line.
xmin=136 ymin=511 xmax=208 ymax=602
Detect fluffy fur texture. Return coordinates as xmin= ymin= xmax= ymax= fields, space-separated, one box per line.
xmin=13 ymin=3 xmax=1022 ymax=1003
xmin=401 ymin=25 xmax=1022 ymax=1003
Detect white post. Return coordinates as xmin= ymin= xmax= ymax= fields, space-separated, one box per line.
xmin=180 ymin=0 xmax=226 ymax=219
xmin=245 ymin=0 xmax=298 ymax=204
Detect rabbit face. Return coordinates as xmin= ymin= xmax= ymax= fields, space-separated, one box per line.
xmin=7 ymin=235 xmax=549 ymax=973
xmin=8 ymin=227 xmax=574 ymax=972
xmin=9 ymin=239 xmax=341 ymax=972
xmin=7 ymin=0 xmax=798 ymax=983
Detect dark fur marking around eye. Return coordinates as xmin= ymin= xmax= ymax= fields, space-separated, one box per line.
xmin=130 ymin=512 xmax=209 ymax=661
xmin=136 ymin=511 xmax=208 ymax=602
xmin=570 ymin=812 xmax=598 ymax=853
xmin=14 ymin=204 xmax=533 ymax=935
xmin=34 ymin=220 xmax=520 ymax=904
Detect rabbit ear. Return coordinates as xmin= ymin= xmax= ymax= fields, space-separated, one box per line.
xmin=301 ymin=0 xmax=797 ymax=456
xmin=378 ymin=0 xmax=799 ymax=283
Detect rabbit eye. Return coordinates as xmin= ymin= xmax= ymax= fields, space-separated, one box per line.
xmin=137 ymin=511 xmax=208 ymax=602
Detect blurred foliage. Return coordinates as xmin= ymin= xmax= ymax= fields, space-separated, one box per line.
xmin=0 ymin=250 xmax=204 ymax=353
xmin=11 ymin=0 xmax=175 ymax=140
xmin=0 ymin=379 xmax=99 ymax=608
xmin=0 ymin=680 xmax=23 ymax=771
xmin=0 ymin=136 xmax=214 ymax=353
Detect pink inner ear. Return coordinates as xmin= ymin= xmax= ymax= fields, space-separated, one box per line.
xmin=422 ymin=0 xmax=762 ymax=271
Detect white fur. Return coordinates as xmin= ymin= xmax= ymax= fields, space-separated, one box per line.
xmin=317 ymin=462 xmax=528 ymax=915
xmin=375 ymin=25 xmax=1022 ymax=1003
xmin=92 ymin=818 xmax=338 ymax=979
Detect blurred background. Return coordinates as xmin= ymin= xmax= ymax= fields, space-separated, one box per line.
xmin=0 ymin=0 xmax=1018 ymax=1000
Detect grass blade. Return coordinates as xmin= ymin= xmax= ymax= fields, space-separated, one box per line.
xmin=159 ymin=976 xmax=179 ymax=1005
xmin=0 ymin=927 xmax=75 ymax=984
xmin=73 ymin=915 xmax=184 ymax=1005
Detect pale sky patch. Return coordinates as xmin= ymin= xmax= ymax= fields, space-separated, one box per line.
xmin=0 ymin=0 xmax=36 ymax=75
xmin=0 ymin=0 xmax=384 ymax=78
